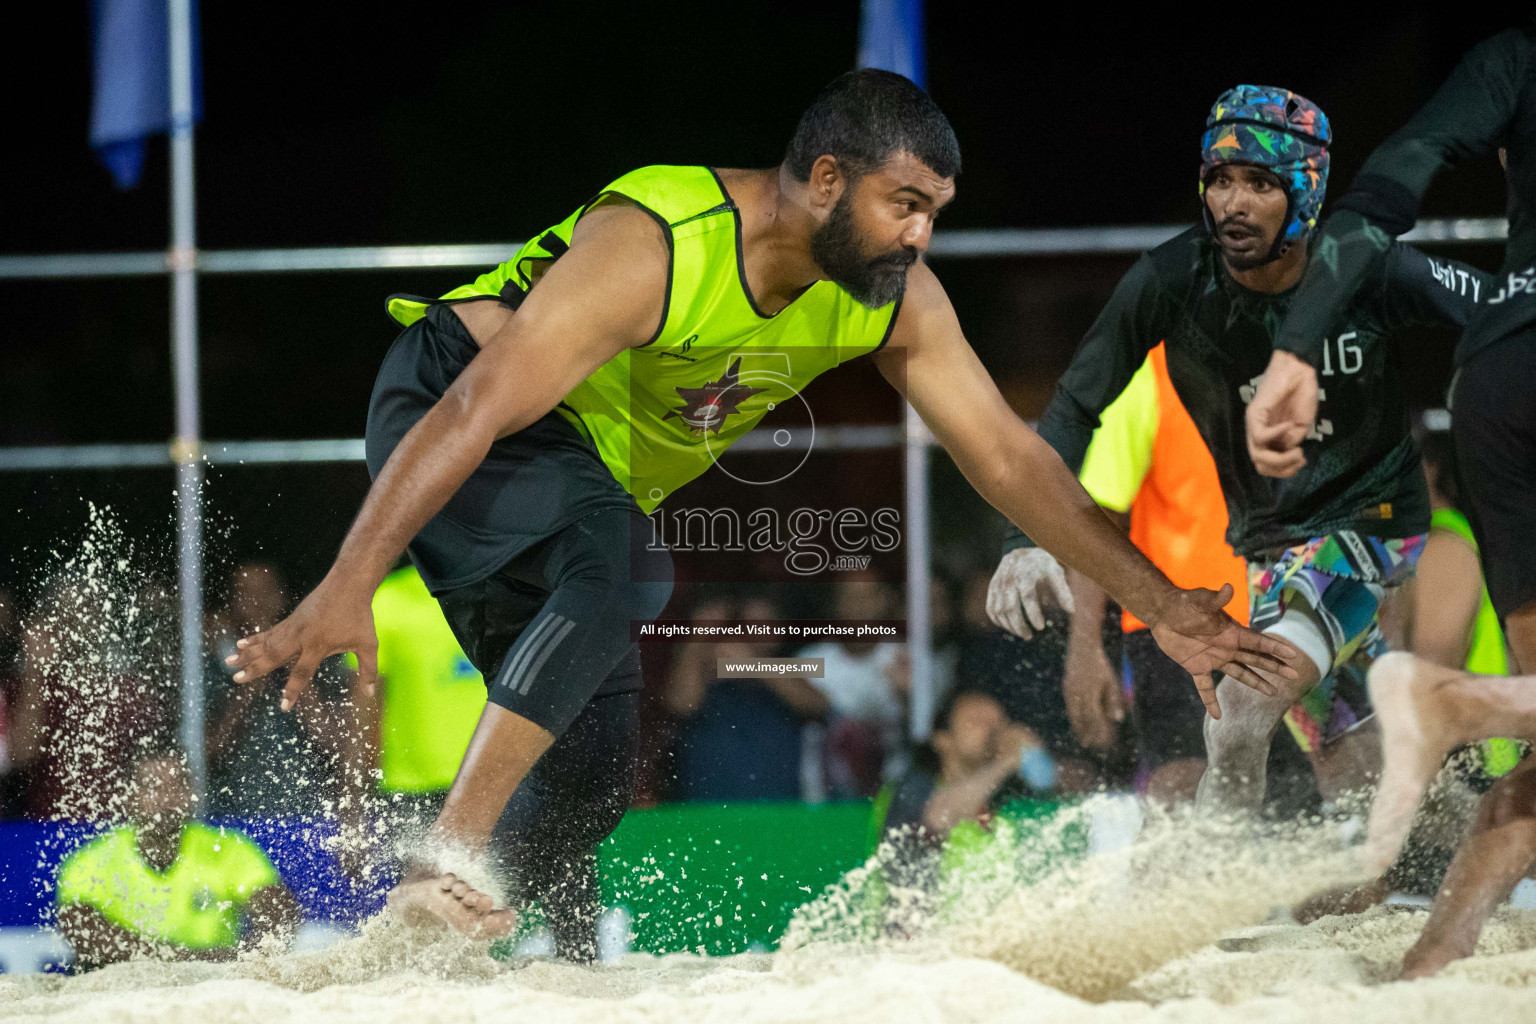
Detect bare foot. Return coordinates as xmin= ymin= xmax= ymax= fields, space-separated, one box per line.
xmin=386 ymin=872 xmax=518 ymax=938
xmin=1362 ymin=654 xmax=1471 ymax=873
xmin=1293 ymin=877 xmax=1391 ymax=924
xmin=1402 ymin=936 xmax=1473 ymax=980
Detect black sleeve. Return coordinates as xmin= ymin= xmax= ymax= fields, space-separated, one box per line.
xmin=1277 ymin=29 xmax=1529 ymax=363
xmin=1001 ymin=253 xmax=1165 ymax=552
xmin=1380 ymin=244 xmax=1494 ymax=333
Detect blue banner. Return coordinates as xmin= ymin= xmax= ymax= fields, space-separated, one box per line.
xmin=857 ymin=0 xmax=926 ymax=88
xmin=89 ymin=0 xmax=203 ymax=189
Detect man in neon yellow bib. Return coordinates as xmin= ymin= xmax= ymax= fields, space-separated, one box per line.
xmin=54 ymin=751 xmax=300 ymax=969
xmin=227 ymin=70 xmax=1302 ymax=946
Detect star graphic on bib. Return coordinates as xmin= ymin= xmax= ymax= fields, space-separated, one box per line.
xmin=664 ymin=357 xmax=767 ymax=436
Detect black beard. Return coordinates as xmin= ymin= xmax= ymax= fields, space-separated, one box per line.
xmin=810 ymin=192 xmax=915 ymax=308
xmin=1220 ymin=242 xmax=1279 ymax=271
xmin=1216 ymin=220 xmax=1280 ymax=271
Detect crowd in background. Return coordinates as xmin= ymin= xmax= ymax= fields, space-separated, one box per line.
xmin=0 ymin=547 xmax=1128 ymax=829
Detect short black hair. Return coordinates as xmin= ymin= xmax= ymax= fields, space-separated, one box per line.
xmin=931 ymin=684 xmax=1002 ymax=734
xmin=785 ymin=69 xmax=961 ymax=182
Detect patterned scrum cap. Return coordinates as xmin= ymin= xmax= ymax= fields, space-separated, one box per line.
xmin=1199 ymin=84 xmax=1332 ymax=248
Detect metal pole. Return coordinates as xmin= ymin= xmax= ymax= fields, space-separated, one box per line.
xmin=169 ymin=0 xmax=205 ymax=799
xmin=904 ymin=401 xmax=935 ymax=741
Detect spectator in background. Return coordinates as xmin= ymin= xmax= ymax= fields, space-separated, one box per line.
xmin=953 ymin=568 xmax=1109 ymax=795
xmin=798 ymin=578 xmax=909 ymax=797
xmin=879 ymin=686 xmax=1047 ymax=843
xmin=667 ymin=593 xmax=828 ymax=801
xmin=869 ymin=686 xmax=1051 ymax=928
xmin=11 ymin=575 xmax=176 ymax=820
xmin=205 ymin=562 xmax=370 ymax=822
xmin=54 ymin=749 xmax=300 ymax=970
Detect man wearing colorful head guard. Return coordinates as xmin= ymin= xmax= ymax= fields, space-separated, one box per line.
xmin=1249 ymin=21 xmax=1536 ymax=980
xmin=988 ymin=84 xmax=1492 ymax=816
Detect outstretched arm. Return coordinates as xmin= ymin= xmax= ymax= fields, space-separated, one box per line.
xmin=227 ymin=201 xmax=670 ymax=707
xmin=876 ymin=263 xmax=1300 ymax=717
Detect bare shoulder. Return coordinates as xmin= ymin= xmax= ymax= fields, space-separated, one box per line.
xmin=513 ymin=195 xmax=670 ymax=348
xmin=883 ymin=261 xmax=961 ymax=352
xmin=570 ymin=196 xmax=670 ymax=271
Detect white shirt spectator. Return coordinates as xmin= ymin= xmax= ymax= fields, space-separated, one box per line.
xmin=797 ymin=641 xmax=904 ymax=727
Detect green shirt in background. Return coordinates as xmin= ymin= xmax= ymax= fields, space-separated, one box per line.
xmin=54 ymin=822 xmax=279 ymax=949
xmin=374 ymin=566 xmax=485 ymax=792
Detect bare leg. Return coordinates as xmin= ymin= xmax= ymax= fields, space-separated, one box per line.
xmin=1363 ymin=652 xmax=1536 ymax=872
xmin=387 ymin=704 xmax=554 ymax=936
xmin=1196 ymin=668 xmax=1309 ymax=814
xmin=1403 ymin=758 xmax=1536 ymax=978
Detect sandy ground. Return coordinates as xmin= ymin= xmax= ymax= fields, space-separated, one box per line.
xmin=9 ymin=804 xmax=1536 ymax=1024
xmin=4 ymin=905 xmax=1536 ymax=1024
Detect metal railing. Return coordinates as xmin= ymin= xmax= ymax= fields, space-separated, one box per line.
xmin=0 ymin=216 xmax=1506 ymax=283
xmin=1 ymin=213 xmax=1505 ymax=769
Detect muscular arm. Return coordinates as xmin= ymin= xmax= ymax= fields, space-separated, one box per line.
xmin=1277 ymin=30 xmax=1527 ymax=363
xmin=228 ymin=202 xmax=669 ymax=703
xmin=878 ymin=263 xmax=1175 ymax=626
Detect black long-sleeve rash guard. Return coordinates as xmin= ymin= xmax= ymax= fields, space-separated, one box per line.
xmin=1004 ymin=228 xmax=1489 ymax=559
xmin=1278 ymin=24 xmax=1536 ymax=367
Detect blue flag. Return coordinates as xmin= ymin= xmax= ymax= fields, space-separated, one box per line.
xmin=90 ymin=0 xmax=203 ymax=189
xmin=857 ymin=0 xmax=925 ymax=88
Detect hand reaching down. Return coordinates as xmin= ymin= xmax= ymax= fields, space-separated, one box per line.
xmin=1148 ymin=584 xmax=1305 ymax=719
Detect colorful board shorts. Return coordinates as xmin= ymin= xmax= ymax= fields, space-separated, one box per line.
xmin=1247 ymin=531 xmax=1426 ymax=753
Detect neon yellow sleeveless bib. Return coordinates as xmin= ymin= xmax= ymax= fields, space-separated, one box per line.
xmin=388 ymin=165 xmax=900 ymax=510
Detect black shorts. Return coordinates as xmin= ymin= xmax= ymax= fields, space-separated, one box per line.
xmin=1453 ymin=333 xmax=1536 ymax=620
xmin=366 ymin=302 xmax=639 ymax=596
xmin=1125 ymin=627 xmax=1206 ymax=770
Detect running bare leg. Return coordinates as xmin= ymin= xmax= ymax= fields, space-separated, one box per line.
xmin=1404 ymin=756 xmax=1536 ymax=977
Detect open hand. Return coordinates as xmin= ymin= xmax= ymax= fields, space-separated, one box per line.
xmin=225 ymin=579 xmax=378 ymax=712
xmin=1148 ymin=584 xmax=1304 ymax=720
xmin=1245 ymin=350 xmax=1317 ymax=479
xmin=986 ymin=547 xmax=1074 ymax=639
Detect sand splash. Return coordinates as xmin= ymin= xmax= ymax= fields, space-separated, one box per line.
xmin=6 ymin=798 xmax=1536 ymax=1024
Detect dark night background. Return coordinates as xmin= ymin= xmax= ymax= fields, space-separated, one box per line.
xmin=0 ymin=3 xmax=1524 ymax=597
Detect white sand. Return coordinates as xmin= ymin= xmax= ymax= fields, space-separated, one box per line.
xmin=6 ymin=909 xmax=1536 ymax=1024
xmin=9 ymin=803 xmax=1536 ymax=1024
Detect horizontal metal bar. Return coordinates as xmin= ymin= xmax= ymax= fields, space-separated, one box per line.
xmin=726 ymin=422 xmax=903 ymax=453
xmin=204 ymin=439 xmax=367 ymax=464
xmin=0 ymin=219 xmax=1509 ymax=280
xmin=199 ymin=244 xmax=523 ymax=274
xmin=0 ymin=429 xmax=908 ymax=472
xmin=927 ymin=225 xmax=1187 ymax=257
xmin=0 ymin=406 xmax=1452 ymax=472
xmin=0 ymin=252 xmax=170 ymax=279
xmin=0 ymin=443 xmax=173 ymax=470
